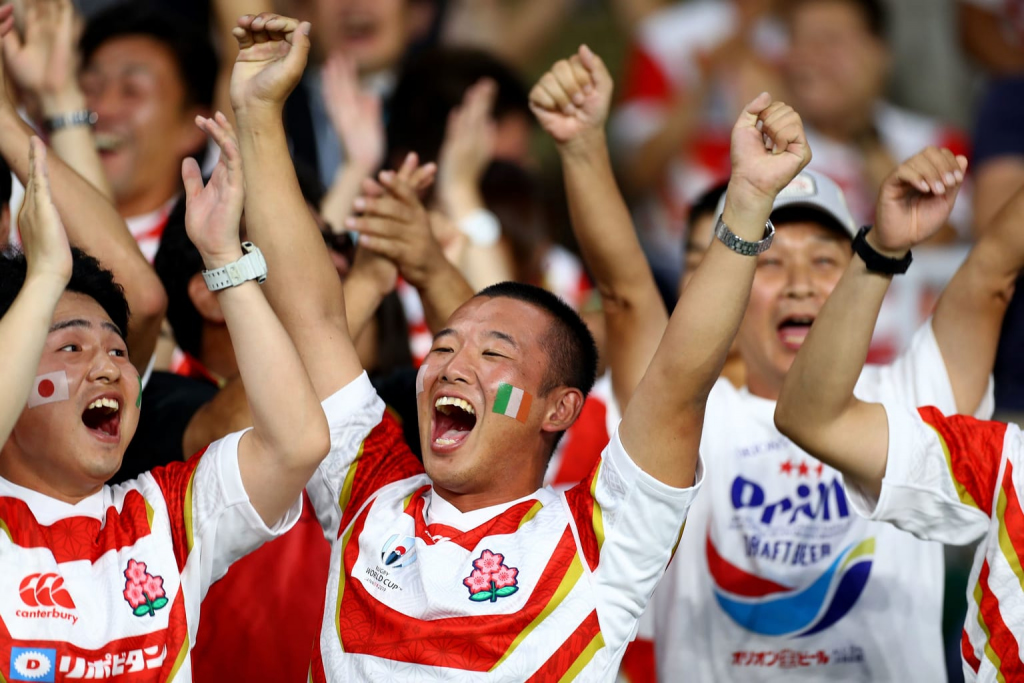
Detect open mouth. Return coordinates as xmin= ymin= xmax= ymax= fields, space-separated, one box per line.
xmin=94 ymin=133 xmax=125 ymax=155
xmin=777 ymin=316 xmax=814 ymax=350
xmin=431 ymin=396 xmax=477 ymax=451
xmin=82 ymin=397 xmax=121 ymax=442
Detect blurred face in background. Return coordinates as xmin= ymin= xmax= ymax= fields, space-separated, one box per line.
xmin=81 ymin=36 xmax=206 ymax=216
xmin=784 ymin=0 xmax=888 ymax=133
xmin=307 ymin=0 xmax=435 ymax=73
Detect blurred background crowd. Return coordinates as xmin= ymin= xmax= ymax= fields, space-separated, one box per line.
xmin=1 ymin=0 xmax=1020 ymax=680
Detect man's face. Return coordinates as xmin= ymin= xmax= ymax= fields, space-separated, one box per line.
xmin=2 ymin=292 xmax=141 ymax=498
xmin=736 ymin=221 xmax=851 ymax=396
xmin=417 ymin=297 xmax=566 ymax=496
xmin=80 ymin=36 xmax=205 ymax=213
xmin=785 ymin=1 xmax=887 ymax=127
xmin=311 ymin=0 xmax=424 ymax=73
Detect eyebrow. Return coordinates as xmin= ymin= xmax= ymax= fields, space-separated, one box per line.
xmin=485 ymin=330 xmax=518 ymax=349
xmin=434 ymin=328 xmax=455 ymax=341
xmin=50 ymin=319 xmax=125 ymax=338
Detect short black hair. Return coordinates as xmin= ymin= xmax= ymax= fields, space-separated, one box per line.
xmin=386 ymin=47 xmax=531 ymax=167
xmin=0 ymin=247 xmax=130 ymax=340
xmin=153 ymin=199 xmax=202 ymax=358
xmin=0 ymin=156 xmax=12 ymax=207
xmin=475 ymin=282 xmax=598 ymax=399
xmin=786 ymin=0 xmax=887 ymax=38
xmin=80 ymin=2 xmax=218 ymax=109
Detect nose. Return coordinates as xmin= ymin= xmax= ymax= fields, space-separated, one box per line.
xmin=439 ymin=348 xmax=473 ymax=385
xmin=86 ymin=348 xmax=122 ymax=385
xmin=87 ymin=82 xmax=122 ymax=126
xmin=782 ymin=261 xmax=815 ymax=299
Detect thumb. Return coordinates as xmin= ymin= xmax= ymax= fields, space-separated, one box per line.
xmin=579 ymin=45 xmax=611 ymax=93
xmin=181 ymin=158 xmax=204 ymax=201
xmin=737 ymin=91 xmax=771 ymax=128
xmin=284 ymin=21 xmax=312 ymax=73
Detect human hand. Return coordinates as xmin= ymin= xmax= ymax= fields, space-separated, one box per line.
xmin=437 ymin=78 xmax=495 ymax=221
xmin=182 ymin=112 xmax=246 ymax=269
xmin=345 ymin=153 xmax=443 ymax=288
xmin=230 ymin=13 xmax=311 ymax=116
xmin=726 ymin=93 xmax=811 ymax=219
xmin=19 ymin=137 xmax=72 ymax=285
xmin=529 ymin=45 xmax=612 ymax=150
xmin=322 ymin=51 xmax=383 ymax=173
xmin=3 ymin=0 xmax=79 ymax=112
xmin=871 ymin=147 xmax=968 ymax=257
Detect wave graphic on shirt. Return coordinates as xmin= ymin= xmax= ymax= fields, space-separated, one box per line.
xmin=707 ymin=534 xmax=874 ymax=637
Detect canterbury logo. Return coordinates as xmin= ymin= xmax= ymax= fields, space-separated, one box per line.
xmin=19 ymin=573 xmax=76 ymax=609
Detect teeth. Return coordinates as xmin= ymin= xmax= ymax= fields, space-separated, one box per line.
xmin=87 ymin=398 xmax=120 ymax=412
xmin=434 ymin=396 xmax=475 ymax=415
xmin=94 ymin=133 xmax=123 ymax=152
xmin=434 ymin=438 xmax=458 ymax=446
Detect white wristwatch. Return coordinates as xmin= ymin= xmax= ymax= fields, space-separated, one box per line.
xmin=202 ymin=242 xmax=268 ymax=291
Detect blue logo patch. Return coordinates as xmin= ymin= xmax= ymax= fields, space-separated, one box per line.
xmin=381 ymin=534 xmax=418 ymax=569
xmin=10 ymin=647 xmax=56 ymax=682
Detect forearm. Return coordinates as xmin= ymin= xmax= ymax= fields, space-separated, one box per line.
xmin=561 ymin=132 xmax=668 ymax=406
xmin=776 ymin=255 xmax=890 ymax=450
xmin=343 ymin=268 xmax=388 ymax=341
xmin=0 ymin=110 xmax=165 ymax=366
xmin=0 ymin=275 xmax=65 ymax=441
xmin=235 ymin=108 xmax=363 ymax=393
xmin=216 ymin=280 xmax=324 ymax=461
xmin=41 ymin=89 xmax=114 ymax=199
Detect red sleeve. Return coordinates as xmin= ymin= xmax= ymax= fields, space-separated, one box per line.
xmin=148 ymin=451 xmax=205 ymax=572
xmin=917 ymin=406 xmax=1005 ymax=513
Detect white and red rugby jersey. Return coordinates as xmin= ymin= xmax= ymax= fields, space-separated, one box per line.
xmin=0 ymin=430 xmax=300 ymax=682
xmin=306 ymin=373 xmax=703 ymax=681
xmin=848 ymin=402 xmax=1024 ymax=682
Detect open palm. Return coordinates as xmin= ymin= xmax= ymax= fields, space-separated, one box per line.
xmin=183 ymin=114 xmax=244 ymax=261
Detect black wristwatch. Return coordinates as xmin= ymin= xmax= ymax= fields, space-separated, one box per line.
xmin=852 ymin=226 xmax=912 ymax=275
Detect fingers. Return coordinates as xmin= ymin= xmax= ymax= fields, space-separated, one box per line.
xmin=552 ymin=59 xmax=585 ymax=109
xmin=536 ymin=71 xmax=572 ymax=114
xmin=0 ymin=5 xmax=15 ymax=40
xmin=196 ymin=112 xmax=240 ymax=169
xmin=360 ymin=177 xmax=385 ymax=199
xmin=578 ymin=44 xmax=609 ymax=94
xmin=410 ymin=162 xmax=437 ymax=194
xmin=896 ymin=147 xmax=968 ymax=196
xmin=757 ymin=101 xmax=804 ymax=156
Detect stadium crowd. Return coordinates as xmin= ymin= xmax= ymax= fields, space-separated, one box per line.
xmin=1 ymin=0 xmax=1023 ymax=681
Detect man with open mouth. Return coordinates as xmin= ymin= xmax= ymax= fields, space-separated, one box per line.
xmin=0 ymin=115 xmax=330 ymax=679
xmin=230 ymin=13 xmax=812 ymax=680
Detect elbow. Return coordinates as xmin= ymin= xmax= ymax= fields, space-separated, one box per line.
xmin=293 ymin=413 xmax=332 ymax=472
xmin=132 ymin=280 xmax=168 ymax=327
xmin=773 ymin=395 xmax=806 ymax=444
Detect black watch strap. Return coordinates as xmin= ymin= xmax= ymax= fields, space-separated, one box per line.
xmin=852 ymin=225 xmax=912 ymax=275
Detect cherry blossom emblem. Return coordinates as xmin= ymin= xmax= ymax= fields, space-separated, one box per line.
xmin=122 ymin=559 xmax=168 ymax=617
xmin=463 ymin=549 xmax=519 ymax=603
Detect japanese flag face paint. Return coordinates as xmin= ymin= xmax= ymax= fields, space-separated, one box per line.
xmin=27 ymin=371 xmax=70 ymax=408
xmin=492 ymin=383 xmax=532 ymax=423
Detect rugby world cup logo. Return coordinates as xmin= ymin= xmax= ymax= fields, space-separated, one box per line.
xmin=381 ymin=535 xmax=418 ymax=569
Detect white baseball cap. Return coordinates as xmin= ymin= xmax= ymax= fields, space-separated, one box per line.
xmin=715 ymin=169 xmax=858 ymax=239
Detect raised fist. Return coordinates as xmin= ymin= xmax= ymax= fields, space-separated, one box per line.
xmin=727 ymin=93 xmax=811 ymax=216
xmin=529 ymin=45 xmax=612 ymax=148
xmin=230 ymin=13 xmax=311 ymax=115
xmin=872 ymin=147 xmax=968 ymax=256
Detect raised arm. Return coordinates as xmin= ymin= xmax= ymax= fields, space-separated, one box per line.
xmin=229 ymin=13 xmax=362 ymax=400
xmin=529 ymin=46 xmax=668 ymax=410
xmin=182 ymin=112 xmax=328 ymax=525
xmin=933 ymin=172 xmax=1024 ymax=414
xmin=776 ymin=150 xmax=968 ymax=497
xmin=0 ymin=138 xmax=71 ymax=444
xmin=628 ymin=91 xmax=810 ymax=488
xmin=0 ymin=17 xmax=166 ymax=370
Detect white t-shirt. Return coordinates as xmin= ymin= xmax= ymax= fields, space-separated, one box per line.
xmin=0 ymin=430 xmax=300 ymax=682
xmin=847 ymin=400 xmax=1024 ymax=682
xmin=306 ymin=373 xmax=703 ymax=681
xmin=653 ymin=321 xmax=994 ymax=682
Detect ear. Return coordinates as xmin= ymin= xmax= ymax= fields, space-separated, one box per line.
xmin=187 ymin=273 xmax=225 ymax=324
xmin=539 ymin=387 xmax=586 ymax=435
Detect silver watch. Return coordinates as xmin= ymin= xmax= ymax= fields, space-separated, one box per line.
xmin=714 ymin=216 xmax=775 ymax=256
xmin=202 ymin=242 xmax=268 ymax=291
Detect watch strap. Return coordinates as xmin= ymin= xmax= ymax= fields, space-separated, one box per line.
xmin=202 ymin=242 xmax=268 ymax=291
xmin=715 ymin=216 xmax=775 ymax=256
xmin=45 ymin=110 xmax=98 ymax=133
xmin=852 ymin=226 xmax=912 ymax=275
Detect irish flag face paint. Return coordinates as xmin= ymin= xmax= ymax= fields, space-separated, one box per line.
xmin=28 ymin=371 xmax=70 ymax=408
xmin=493 ymin=383 xmax=532 ymax=423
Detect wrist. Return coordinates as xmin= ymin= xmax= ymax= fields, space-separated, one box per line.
xmin=24 ymin=269 xmax=71 ymax=294
xmin=863 ymin=228 xmax=910 ymax=259
xmin=441 ymin=184 xmax=484 ymax=222
xmin=233 ymin=104 xmax=285 ymax=129
xmin=199 ymin=247 xmax=245 ymax=271
xmin=558 ymin=129 xmax=608 ymax=161
xmin=40 ymin=89 xmax=87 ymax=118
xmin=723 ymin=177 xmax=776 ymax=224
